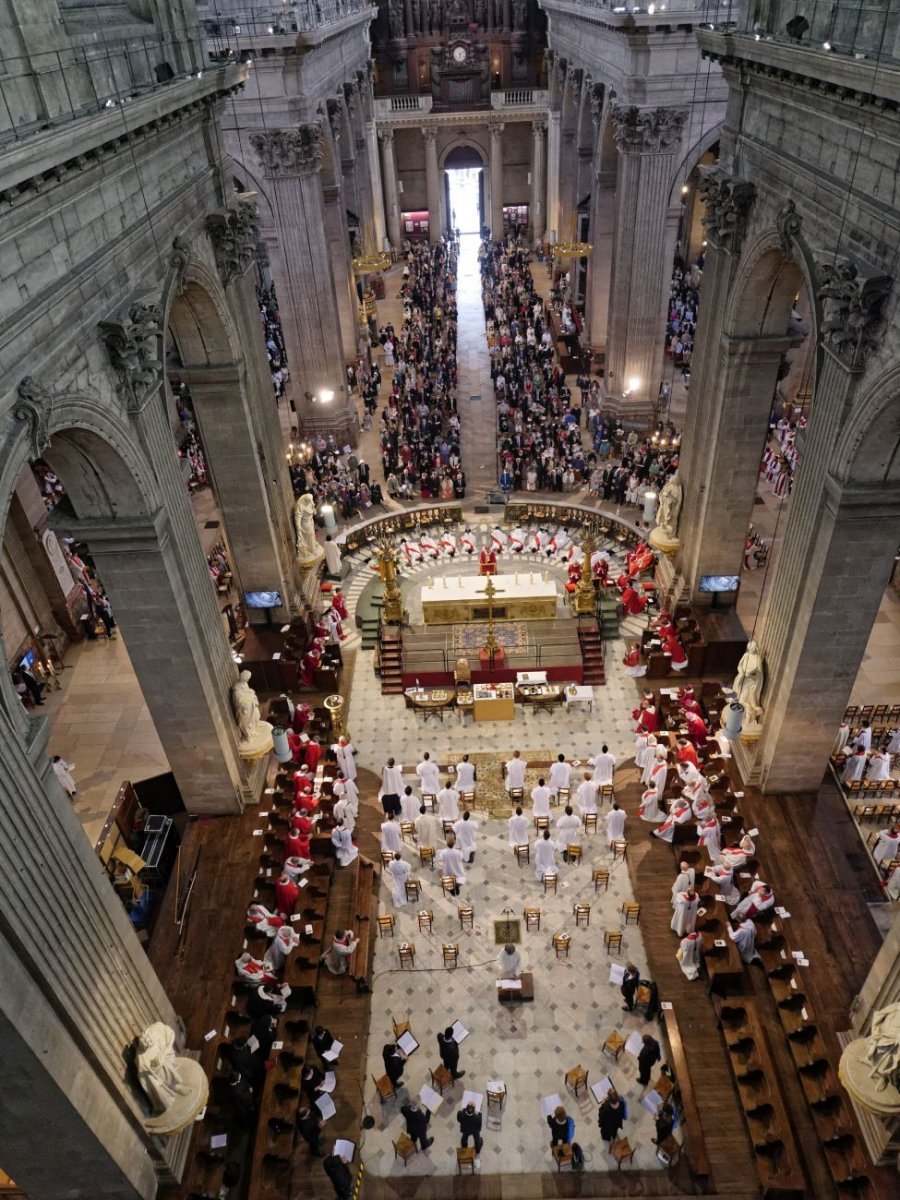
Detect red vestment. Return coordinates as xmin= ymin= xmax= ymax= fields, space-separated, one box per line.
xmin=274 ymin=877 xmax=299 ymax=916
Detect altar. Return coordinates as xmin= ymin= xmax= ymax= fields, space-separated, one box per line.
xmin=420 ymin=573 xmax=558 ymax=626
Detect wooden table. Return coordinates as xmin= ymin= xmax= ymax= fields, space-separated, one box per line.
xmin=564 ymin=685 xmax=594 ymax=713
xmin=516 ymin=683 xmax=564 ymax=711
xmin=473 ymin=683 xmax=515 ymax=722
xmin=497 ymin=972 xmax=534 ymax=1002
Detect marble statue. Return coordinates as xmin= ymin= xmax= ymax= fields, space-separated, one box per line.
xmin=388 ymin=0 xmax=405 ymax=38
xmin=839 ymin=1002 xmax=900 ymax=1117
xmin=135 ymin=1022 xmax=208 ymax=1134
xmin=656 ymin=470 xmax=682 ymax=539
xmin=294 ymin=493 xmax=324 ymax=567
xmin=731 ymin=639 xmax=764 ymax=726
xmin=231 ymin=670 xmax=274 ymax=758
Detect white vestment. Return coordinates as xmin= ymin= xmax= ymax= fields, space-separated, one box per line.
xmin=400 ymin=791 xmax=421 ymax=822
xmin=453 ymin=818 xmax=478 ymax=859
xmin=555 ymin=813 xmax=581 ymax=852
xmin=334 ymin=742 xmax=357 ymax=780
xmin=415 ymin=811 xmax=441 ymax=848
xmin=333 ymin=797 xmax=355 ymax=832
xmin=508 ymin=813 xmax=530 ymax=846
xmin=670 ymin=892 xmax=699 ymax=936
xmin=867 ymin=754 xmax=891 ymax=782
xmin=575 ymin=779 xmax=598 ymax=814
xmin=382 ymin=762 xmax=404 ymax=794
xmin=671 ymin=868 xmax=695 ymax=906
xmin=842 ymin=753 xmax=866 ymax=783
xmin=334 ymin=776 xmax=359 ymax=815
xmin=592 ymin=751 xmax=616 ymax=786
xmin=332 ymin=826 xmax=358 ymax=867
xmin=324 ymin=539 xmax=342 ymax=576
xmin=534 ymin=838 xmax=557 ymax=880
xmin=52 ymin=759 xmax=77 ymax=795
xmin=437 ymin=845 xmax=467 ymax=884
xmin=732 ymin=882 xmax=774 ymax=921
xmin=549 ymin=760 xmax=571 ymax=793
xmin=677 ymin=934 xmax=701 ymax=981
xmin=497 ymin=947 xmax=522 ymax=979
xmin=531 ymin=785 xmax=551 ymax=817
xmin=697 ymin=819 xmax=721 ymax=860
xmin=606 ymin=807 xmax=626 ymax=841
xmin=654 ymin=801 xmax=691 ymax=843
xmin=505 ymin=758 xmax=527 ymax=790
xmin=417 ymin=759 xmax=441 ymax=794
xmin=705 ymin=864 xmax=740 ymax=906
xmin=873 ymin=830 xmax=899 ymax=866
xmin=388 ymin=857 xmax=411 ymax=906
xmin=381 ymin=821 xmax=403 ymax=854
xmin=729 ymin=919 xmax=758 ymax=963
xmin=438 ymin=787 xmax=460 ymax=820
xmin=456 ymin=760 xmax=476 ymax=790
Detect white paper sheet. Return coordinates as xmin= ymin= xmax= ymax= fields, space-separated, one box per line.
xmin=486 ymin=1080 xmax=505 ymax=1095
xmin=316 ymin=1093 xmax=337 ymax=1120
xmin=609 ymin=962 xmax=626 ymax=984
xmin=461 ymin=1090 xmax=483 ymax=1113
xmin=590 ymin=1076 xmax=614 ymax=1103
xmin=451 ymin=1020 xmax=470 ymax=1043
xmin=210 ymin=1134 xmax=228 ymax=1149
xmin=397 ymin=1032 xmax=419 ymax=1055
xmin=419 ymin=1085 xmax=443 ymax=1114
xmin=322 ymin=1040 xmax=343 ymax=1062
xmin=321 ymin=1071 xmax=337 ymax=1093
xmin=625 ymin=1030 xmax=644 ymax=1058
xmin=641 ymin=1089 xmax=664 ymax=1116
xmin=496 ymin=978 xmax=522 ymax=989
xmin=540 ymin=1093 xmax=563 ymax=1117
xmin=333 ymin=1139 xmax=356 ymax=1161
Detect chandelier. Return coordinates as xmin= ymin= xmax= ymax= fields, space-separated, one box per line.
xmin=352 ymin=250 xmax=391 ymax=274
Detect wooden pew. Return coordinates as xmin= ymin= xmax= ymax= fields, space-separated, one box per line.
xmin=659 ymin=1006 xmax=711 ymax=1188
xmin=349 ymin=856 xmax=378 ymax=992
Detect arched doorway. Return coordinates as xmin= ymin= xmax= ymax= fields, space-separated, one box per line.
xmin=443 ymin=144 xmax=485 ymax=235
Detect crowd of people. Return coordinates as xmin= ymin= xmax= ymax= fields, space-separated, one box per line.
xmin=664 ymin=253 xmax=702 ymax=388
xmin=258 ymin=284 xmax=289 ymax=402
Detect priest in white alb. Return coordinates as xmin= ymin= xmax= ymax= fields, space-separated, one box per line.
xmin=606 ymin=803 xmax=626 ymax=842
xmin=705 ymin=862 xmax=740 ymax=906
xmin=732 ymin=879 xmax=774 ymax=921
xmin=549 ymin=754 xmax=572 ymax=799
xmin=508 ymin=807 xmax=529 ymax=847
xmin=417 ymin=752 xmax=441 ymax=796
xmin=331 ymin=821 xmax=358 ymax=867
xmin=591 ymin=745 xmax=616 ymax=787
xmin=387 ymin=853 xmax=411 ymax=906
xmin=729 ymin=918 xmax=759 ymax=963
xmin=505 ymin=751 xmax=527 ymax=793
xmin=453 ymin=812 xmax=478 ymax=863
xmin=333 ymin=736 xmax=357 ymax=781
xmin=676 ymin=931 xmax=702 ymax=981
xmin=380 ymin=816 xmax=403 ymax=855
xmin=497 ymin=944 xmax=522 ymax=979
xmin=455 ymin=755 xmax=476 ymax=792
xmin=671 ymin=889 xmax=700 ymax=936
xmin=555 ymin=807 xmax=581 ymax=861
xmin=534 ymin=829 xmax=558 ymax=880
xmin=671 ymin=861 xmax=695 ymax=907
xmin=575 ymin=774 xmax=598 ymax=816
xmin=873 ymin=826 xmax=899 ymax=866
xmin=531 ymin=778 xmax=552 ymax=818
xmin=438 ymin=780 xmax=460 ymax=821
xmin=436 ymin=837 xmax=467 ymax=894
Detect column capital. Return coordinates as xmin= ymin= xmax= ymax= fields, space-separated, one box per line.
xmin=490 ymin=121 xmax=505 ymax=139
xmin=14 ymin=377 xmax=54 ymax=459
xmin=249 ymin=124 xmax=325 ymax=178
xmin=421 ymin=127 xmax=438 ymax=145
xmin=206 ymin=199 xmax=258 ymax=288
xmin=326 ymin=98 xmax=344 ymax=142
xmin=698 ymin=166 xmax=755 ymax=255
xmin=611 ymin=104 xmax=687 ymax=153
xmin=531 ymin=117 xmax=546 ymax=136
xmin=817 ymin=258 xmax=892 ymax=371
xmin=378 ymin=128 xmax=395 ymax=146
xmin=99 ymin=304 xmax=163 ymax=414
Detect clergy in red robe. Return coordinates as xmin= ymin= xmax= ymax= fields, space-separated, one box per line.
xmin=633 ymin=700 xmax=660 ymax=735
xmin=332 ymin=589 xmax=349 ymax=620
xmin=274 ymin=873 xmax=299 ymax=918
xmin=622 ymin=585 xmax=649 ymax=616
xmin=676 ymin=738 xmax=699 ymax=768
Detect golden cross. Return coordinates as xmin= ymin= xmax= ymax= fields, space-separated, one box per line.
xmin=475 ymin=577 xmax=505 ymax=654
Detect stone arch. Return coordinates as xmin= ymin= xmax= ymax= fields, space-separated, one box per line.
xmin=724 ymin=226 xmax=819 ymax=344
xmin=165 ymin=262 xmax=240 ymax=369
xmin=440 ymin=139 xmax=487 ymax=170
xmin=833 ymin=366 xmax=900 ymax=487
xmin=668 ymin=123 xmax=722 ymax=207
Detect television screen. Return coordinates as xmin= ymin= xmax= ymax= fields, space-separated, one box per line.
xmin=699 ymin=575 xmax=740 ymax=593
xmin=244 ymin=590 xmax=283 ymax=609
xmin=19 ymin=650 xmax=35 ymax=668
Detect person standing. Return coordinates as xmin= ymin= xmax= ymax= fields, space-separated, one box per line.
xmin=438 ymin=1027 xmax=465 ymax=1079
xmin=333 ymin=736 xmax=357 ymax=781
xmin=591 ymin=744 xmax=616 ymax=787
xmin=457 ymin=1099 xmax=483 ymax=1165
xmin=670 ymin=888 xmax=700 ymax=936
xmin=670 ymin=861 xmax=695 ymax=907
xmin=387 ymin=852 xmax=412 ymax=907
xmin=598 ymin=1089 xmax=627 ymax=1142
xmin=323 ymin=1152 xmax=354 ymax=1200
xmin=453 ymin=811 xmax=478 ymax=863
xmin=400 ymin=1099 xmax=434 ymax=1150
xmin=416 ymin=752 xmax=441 ymax=796
xmin=380 ymin=815 xmax=403 ymax=855
xmin=620 ymin=962 xmax=640 ymax=1012
xmin=382 ymin=1041 xmax=407 ymax=1086
xmin=505 ymin=750 xmax=527 ymax=792
xmin=51 ymin=755 xmax=77 ymax=797
xmin=637 ymin=1034 xmax=661 ymax=1086
xmin=381 ymin=757 xmax=404 ymax=817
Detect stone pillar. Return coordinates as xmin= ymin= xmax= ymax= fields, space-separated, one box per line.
xmin=490 ymin=122 xmax=505 ymax=239
xmin=379 ymin=129 xmax=403 ymax=250
xmin=0 ymin=703 xmax=182 ymax=1200
xmin=423 ymin=127 xmax=442 ymax=242
xmin=530 ymin=119 xmax=545 ymax=241
xmin=250 ymin=125 xmax=352 ymax=436
xmin=585 ymin=168 xmax=616 ymax=352
xmin=606 ymin=105 xmax=686 ymax=414
xmin=546 ymin=108 xmax=561 ymax=242
xmin=365 ymin=118 xmax=388 ymax=250
xmin=323 ymin=183 xmax=360 ymax=362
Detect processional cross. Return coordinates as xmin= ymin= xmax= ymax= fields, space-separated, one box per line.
xmin=475 ymin=576 xmax=505 ymax=656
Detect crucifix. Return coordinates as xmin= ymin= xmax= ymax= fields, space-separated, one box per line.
xmin=475 ymin=576 xmax=505 ymax=656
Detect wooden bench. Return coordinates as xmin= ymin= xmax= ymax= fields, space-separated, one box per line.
xmin=659 ymin=1006 xmax=711 ymax=1187
xmin=349 ymin=856 xmax=378 ymax=992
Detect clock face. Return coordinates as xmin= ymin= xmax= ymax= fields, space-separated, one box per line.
xmin=452 ymin=45 xmax=467 ymax=64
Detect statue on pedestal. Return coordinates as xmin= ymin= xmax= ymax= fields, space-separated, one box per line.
xmin=731 ymin=639 xmax=764 ymax=729
xmin=388 ymin=0 xmax=405 ymax=38
xmin=135 ymin=1022 xmax=208 ymax=1135
xmin=294 ymin=493 xmax=325 ymax=568
xmin=648 ymin=470 xmax=682 ymax=553
xmin=839 ymin=1002 xmax=900 ymax=1117
xmin=231 ymin=670 xmax=274 ymax=759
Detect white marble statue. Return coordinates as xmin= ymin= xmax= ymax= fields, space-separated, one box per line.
xmin=656 ymin=470 xmax=683 ymax=540
xmin=865 ymin=1003 xmax=900 ymax=1094
xmin=231 ymin=670 xmax=274 ymax=757
xmin=294 ymin=493 xmax=324 ymax=566
xmin=732 ymin=639 xmax=764 ymax=726
xmin=135 ymin=1022 xmax=209 ymax=1134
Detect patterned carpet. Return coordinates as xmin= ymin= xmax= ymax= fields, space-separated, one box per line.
xmin=451 ymin=621 xmax=528 ymax=653
xmin=465 ymin=749 xmax=559 ymax=818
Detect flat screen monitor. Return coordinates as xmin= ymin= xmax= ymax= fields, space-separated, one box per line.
xmin=699 ymin=574 xmax=740 ymax=593
xmin=19 ymin=650 xmax=36 ymax=668
xmin=243 ymin=590 xmax=283 ymax=609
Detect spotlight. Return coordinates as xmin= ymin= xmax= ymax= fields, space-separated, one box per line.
xmin=320 ymin=389 xmax=335 ymax=404
xmin=822 ymin=40 xmax=832 ymax=50
xmin=627 ymin=376 xmax=641 ymax=393
xmin=681 ymin=184 xmax=689 ymax=195
xmin=785 ymin=14 xmax=809 ymax=40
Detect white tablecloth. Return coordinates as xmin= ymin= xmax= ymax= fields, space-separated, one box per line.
xmin=420 ymin=572 xmax=557 ymax=606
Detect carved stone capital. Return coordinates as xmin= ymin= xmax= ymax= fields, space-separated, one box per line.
xmin=490 ymin=121 xmax=505 ymax=139
xmin=100 ymin=304 xmax=163 ymax=414
xmin=15 ymin=377 xmax=54 ymax=459
xmin=326 ymin=99 xmax=344 ymax=141
xmin=816 ymin=258 xmax=892 ymax=370
xmin=421 ymin=127 xmax=438 ymax=146
xmin=698 ymin=167 xmax=756 ymax=254
xmin=343 ymin=82 xmax=358 ymax=116
xmin=206 ymin=199 xmax=258 ymax=288
xmin=566 ymin=67 xmax=584 ymax=101
xmin=611 ymin=105 xmax=687 ymax=153
xmin=777 ymin=199 xmax=802 ymax=257
xmin=378 ymin=128 xmax=395 ymax=147
xmin=531 ymin=117 xmax=546 ymax=137
xmin=249 ymin=124 xmax=324 ymax=178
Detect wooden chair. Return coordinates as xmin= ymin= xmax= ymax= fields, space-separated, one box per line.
xmin=573 ymin=902 xmax=590 ymax=927
xmin=514 ymin=843 xmax=530 ymax=866
xmin=486 ymin=1083 xmax=506 ymax=1111
xmin=458 ymin=905 xmax=474 ymax=930
xmin=543 ymin=872 xmax=558 ymax=895
xmin=380 ymin=850 xmax=393 ymax=868
xmin=372 ymin=1073 xmax=396 ymax=1104
xmin=419 ymin=845 xmax=435 ymax=869
xmin=603 ymin=1031 xmax=626 ymax=1061
xmin=567 ymin=844 xmax=583 ymax=866
xmin=552 ymin=1144 xmax=573 ymax=1171
xmin=441 ymin=875 xmax=458 ymax=898
xmin=460 ymin=789 xmax=475 ymax=807
xmin=442 ymin=819 xmax=455 ymax=837
xmin=393 ymin=1133 xmax=418 ymax=1166
xmin=604 ymin=929 xmax=623 ymax=954
xmin=600 ymin=785 xmax=614 ymax=806
xmin=552 ymin=931 xmax=571 ymax=959
xmin=405 ymin=879 xmax=422 ymax=903
xmin=422 ymin=792 xmax=437 ymax=811
xmin=509 ymin=787 xmax=525 ymax=803
xmin=583 ymin=812 xmax=598 ymax=834
xmin=398 ymin=943 xmax=416 ymax=968
xmin=392 ymin=1016 xmax=411 ymax=1038
xmin=593 ymin=868 xmax=610 ymax=892
xmin=610 ymin=1137 xmax=635 ymax=1170
xmin=430 ymin=1064 xmax=454 ymax=1094
xmin=442 ymin=942 xmax=460 ymax=968
xmin=417 ymin=909 xmax=434 ymax=932
xmin=622 ymin=901 xmax=641 ymax=925
xmin=524 ymin=906 xmax=541 ymax=931
xmin=456 ymin=1147 xmax=477 ymax=1174
xmin=534 ymin=815 xmax=550 ymax=832
xmin=611 ymin=840 xmax=628 ymax=862
xmin=377 ymin=914 xmax=396 ymax=938
xmin=557 ymin=787 xmax=571 ymax=806
xmin=565 ymin=1064 xmax=588 ymax=1097
xmin=400 ymin=821 xmax=416 ymax=844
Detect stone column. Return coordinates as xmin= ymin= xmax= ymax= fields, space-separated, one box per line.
xmin=606 ymin=105 xmax=687 ymax=415
xmin=323 ymin=182 xmax=361 ymax=362
xmin=546 ymin=108 xmax=561 ymax=242
xmin=379 ymin=129 xmax=403 ymax=250
xmin=0 ymin=703 xmax=182 ymax=1200
xmin=365 ymin=119 xmax=388 ymax=250
xmin=490 ymin=122 xmax=505 ymax=238
xmin=423 ymin=127 xmax=442 ymax=242
xmin=585 ymin=168 xmax=616 ymax=352
xmin=530 ymin=119 xmax=545 ymax=241
xmin=250 ymin=125 xmax=352 ymax=436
